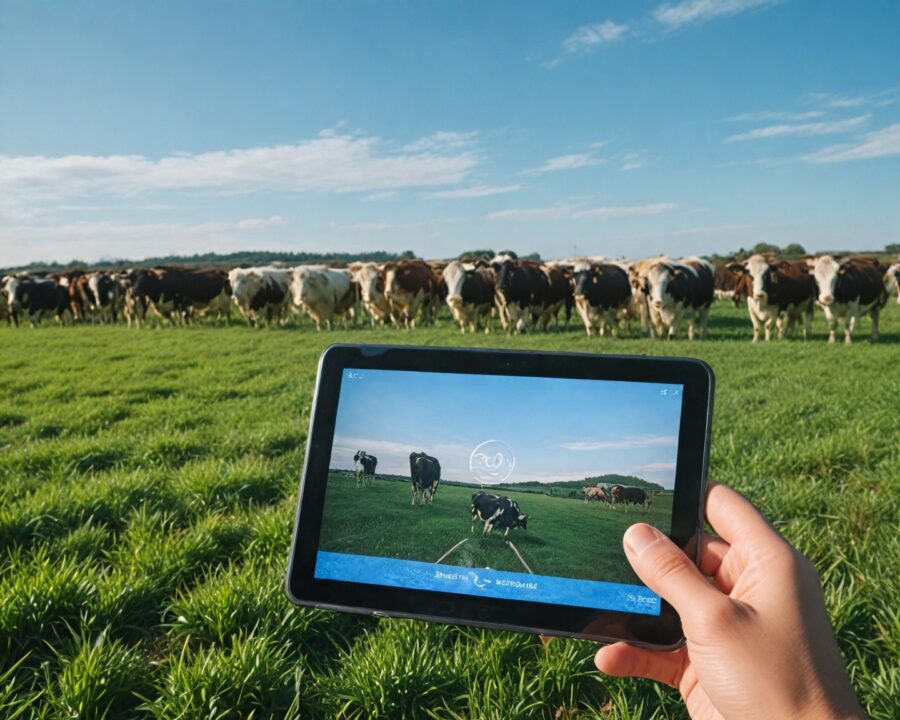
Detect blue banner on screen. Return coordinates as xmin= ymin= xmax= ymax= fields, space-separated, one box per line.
xmin=315 ymin=551 xmax=663 ymax=616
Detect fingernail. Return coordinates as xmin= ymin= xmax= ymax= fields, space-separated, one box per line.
xmin=624 ymin=524 xmax=660 ymax=556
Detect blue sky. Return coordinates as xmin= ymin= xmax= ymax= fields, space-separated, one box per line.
xmin=331 ymin=369 xmax=683 ymax=488
xmin=1 ymin=0 xmax=898 ymax=267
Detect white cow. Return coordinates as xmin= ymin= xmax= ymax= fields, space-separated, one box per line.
xmin=645 ymin=257 xmax=714 ymax=340
xmin=228 ymin=267 xmax=292 ymax=327
xmin=351 ymin=263 xmax=391 ymax=327
xmin=627 ymin=256 xmax=670 ymax=338
xmin=812 ymin=256 xmax=887 ymax=344
xmin=290 ymin=266 xmax=357 ymax=330
xmin=885 ymin=262 xmax=900 ymax=304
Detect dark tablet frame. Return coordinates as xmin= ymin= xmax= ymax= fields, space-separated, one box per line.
xmin=285 ymin=344 xmax=714 ymax=648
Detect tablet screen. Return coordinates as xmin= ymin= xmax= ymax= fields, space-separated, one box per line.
xmin=313 ymin=367 xmax=683 ymax=617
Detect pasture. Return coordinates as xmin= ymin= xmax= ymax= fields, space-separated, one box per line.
xmin=0 ymin=299 xmax=897 ymax=719
xmin=319 ymin=472 xmax=669 ymax=585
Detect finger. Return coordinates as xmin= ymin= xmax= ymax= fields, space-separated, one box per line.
xmin=698 ymin=533 xmax=730 ymax=577
xmin=623 ymin=524 xmax=724 ymax=617
xmin=704 ymin=483 xmax=779 ymax=546
xmin=594 ymin=642 xmax=685 ymax=687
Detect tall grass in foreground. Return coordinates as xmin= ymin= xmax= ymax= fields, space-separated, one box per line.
xmin=0 ymin=302 xmax=897 ymax=718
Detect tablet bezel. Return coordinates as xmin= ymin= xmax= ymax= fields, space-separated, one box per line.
xmin=285 ymin=344 xmax=714 ymax=648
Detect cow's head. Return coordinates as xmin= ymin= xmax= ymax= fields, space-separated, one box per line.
xmin=573 ymin=265 xmax=600 ymax=298
xmin=885 ymin=263 xmax=900 ymax=303
xmin=516 ymin=513 xmax=528 ymax=530
xmin=745 ymin=254 xmax=776 ymax=302
xmin=228 ymin=270 xmax=263 ymax=306
xmin=351 ymin=264 xmax=385 ymax=303
xmin=646 ymin=264 xmax=674 ymax=309
xmin=813 ymin=255 xmax=841 ymax=305
xmin=443 ymin=261 xmax=467 ymax=304
xmin=291 ymin=267 xmax=326 ymax=307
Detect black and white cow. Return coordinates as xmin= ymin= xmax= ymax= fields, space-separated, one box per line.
xmin=6 ymin=276 xmax=70 ymax=327
xmin=645 ymin=257 xmax=715 ymax=340
xmin=470 ymin=492 xmax=528 ymax=536
xmin=443 ymin=260 xmax=496 ymax=333
xmin=409 ymin=451 xmax=441 ymax=505
xmin=812 ymin=256 xmax=887 ymax=344
xmin=353 ymin=450 xmax=377 ymax=488
xmin=573 ymin=262 xmax=633 ymax=337
xmin=0 ymin=275 xmax=17 ymax=326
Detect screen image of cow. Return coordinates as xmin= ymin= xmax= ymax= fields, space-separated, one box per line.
xmin=318 ymin=465 xmax=673 ymax=587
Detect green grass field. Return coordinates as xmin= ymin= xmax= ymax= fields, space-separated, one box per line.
xmin=0 ymin=301 xmax=897 ymax=719
xmin=320 ymin=472 xmax=670 ymax=585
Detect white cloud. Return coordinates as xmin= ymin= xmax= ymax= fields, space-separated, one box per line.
xmin=803 ymin=122 xmax=900 ymax=163
xmin=563 ymin=21 xmax=629 ymax=53
xmin=727 ymin=110 xmax=826 ymax=123
xmin=572 ymin=202 xmax=678 ymax=219
xmin=725 ymin=115 xmax=870 ymax=142
xmin=0 ymin=216 xmax=286 ymax=267
xmin=560 ymin=435 xmax=677 ymax=451
xmin=523 ymin=153 xmax=603 ymax=175
xmin=652 ymin=0 xmax=777 ymax=29
xmin=488 ymin=204 xmax=581 ymax=221
xmin=0 ymin=130 xmax=479 ymax=203
xmin=426 ymin=184 xmax=524 ymax=199
xmin=490 ymin=202 xmax=678 ymax=221
xmin=402 ymin=130 xmax=479 ymax=153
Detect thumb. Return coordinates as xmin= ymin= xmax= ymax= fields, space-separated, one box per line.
xmin=623 ymin=523 xmax=722 ymax=620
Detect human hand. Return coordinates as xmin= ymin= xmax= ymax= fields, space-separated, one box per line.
xmin=594 ymin=483 xmax=866 ymax=720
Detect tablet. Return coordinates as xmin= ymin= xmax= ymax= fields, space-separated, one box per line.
xmin=286 ymin=344 xmax=714 ymax=648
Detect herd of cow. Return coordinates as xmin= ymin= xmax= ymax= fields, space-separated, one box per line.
xmin=3 ymin=252 xmax=899 ymax=344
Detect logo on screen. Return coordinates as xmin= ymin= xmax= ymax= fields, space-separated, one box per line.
xmin=469 ymin=440 xmax=516 ymax=485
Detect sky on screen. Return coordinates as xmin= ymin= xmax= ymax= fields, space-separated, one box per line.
xmin=1 ymin=0 xmax=898 ymax=267
xmin=330 ymin=369 xmax=683 ymax=488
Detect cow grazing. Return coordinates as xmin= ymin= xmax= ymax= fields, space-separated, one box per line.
xmin=471 ymin=492 xmax=528 ymax=536
xmin=885 ymin=262 xmax=900 ymax=304
xmin=609 ymin=485 xmax=651 ymax=510
xmin=384 ymin=260 xmax=437 ymax=329
xmin=443 ymin=260 xmax=496 ymax=333
xmin=728 ymin=255 xmax=816 ymax=342
xmin=409 ymin=451 xmax=441 ymax=504
xmin=291 ymin=266 xmax=357 ymax=330
xmin=6 ymin=276 xmax=71 ymax=327
xmin=582 ymin=486 xmax=607 ymax=504
xmin=812 ymin=256 xmax=887 ymax=344
xmin=351 ymin=263 xmax=391 ymax=327
xmin=228 ymin=267 xmax=292 ymax=327
xmin=353 ymin=451 xmax=377 ymax=488
xmin=573 ymin=263 xmax=632 ymax=337
xmin=645 ymin=258 xmax=714 ymax=340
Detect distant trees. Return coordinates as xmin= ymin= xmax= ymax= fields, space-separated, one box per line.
xmin=885 ymin=243 xmax=900 ymax=254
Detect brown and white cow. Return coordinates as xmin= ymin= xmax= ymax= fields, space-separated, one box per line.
xmin=443 ymin=260 xmax=495 ymax=333
xmin=645 ymin=257 xmax=714 ymax=340
xmin=383 ymin=260 xmax=437 ymax=329
xmin=728 ymin=255 xmax=816 ymax=343
xmin=351 ymin=263 xmax=391 ymax=327
xmin=290 ymin=266 xmax=357 ymax=330
xmin=583 ymin=486 xmax=607 ymax=504
xmin=714 ymin=263 xmax=742 ymax=301
xmin=812 ymin=256 xmax=887 ymax=344
xmin=627 ymin=256 xmax=670 ymax=337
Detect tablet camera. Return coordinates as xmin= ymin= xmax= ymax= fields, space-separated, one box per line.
xmin=469 ymin=440 xmax=516 ymax=486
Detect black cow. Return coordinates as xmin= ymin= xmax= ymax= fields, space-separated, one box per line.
xmin=610 ymin=485 xmax=651 ymax=511
xmin=471 ymin=492 xmax=528 ymax=536
xmin=573 ymin=263 xmax=632 ymax=337
xmin=409 ymin=451 xmax=441 ymax=505
xmin=6 ymin=276 xmax=70 ymax=327
xmin=353 ymin=450 xmax=377 ymax=488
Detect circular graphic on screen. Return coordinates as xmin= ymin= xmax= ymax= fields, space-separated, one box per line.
xmin=469 ymin=440 xmax=516 ymax=485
